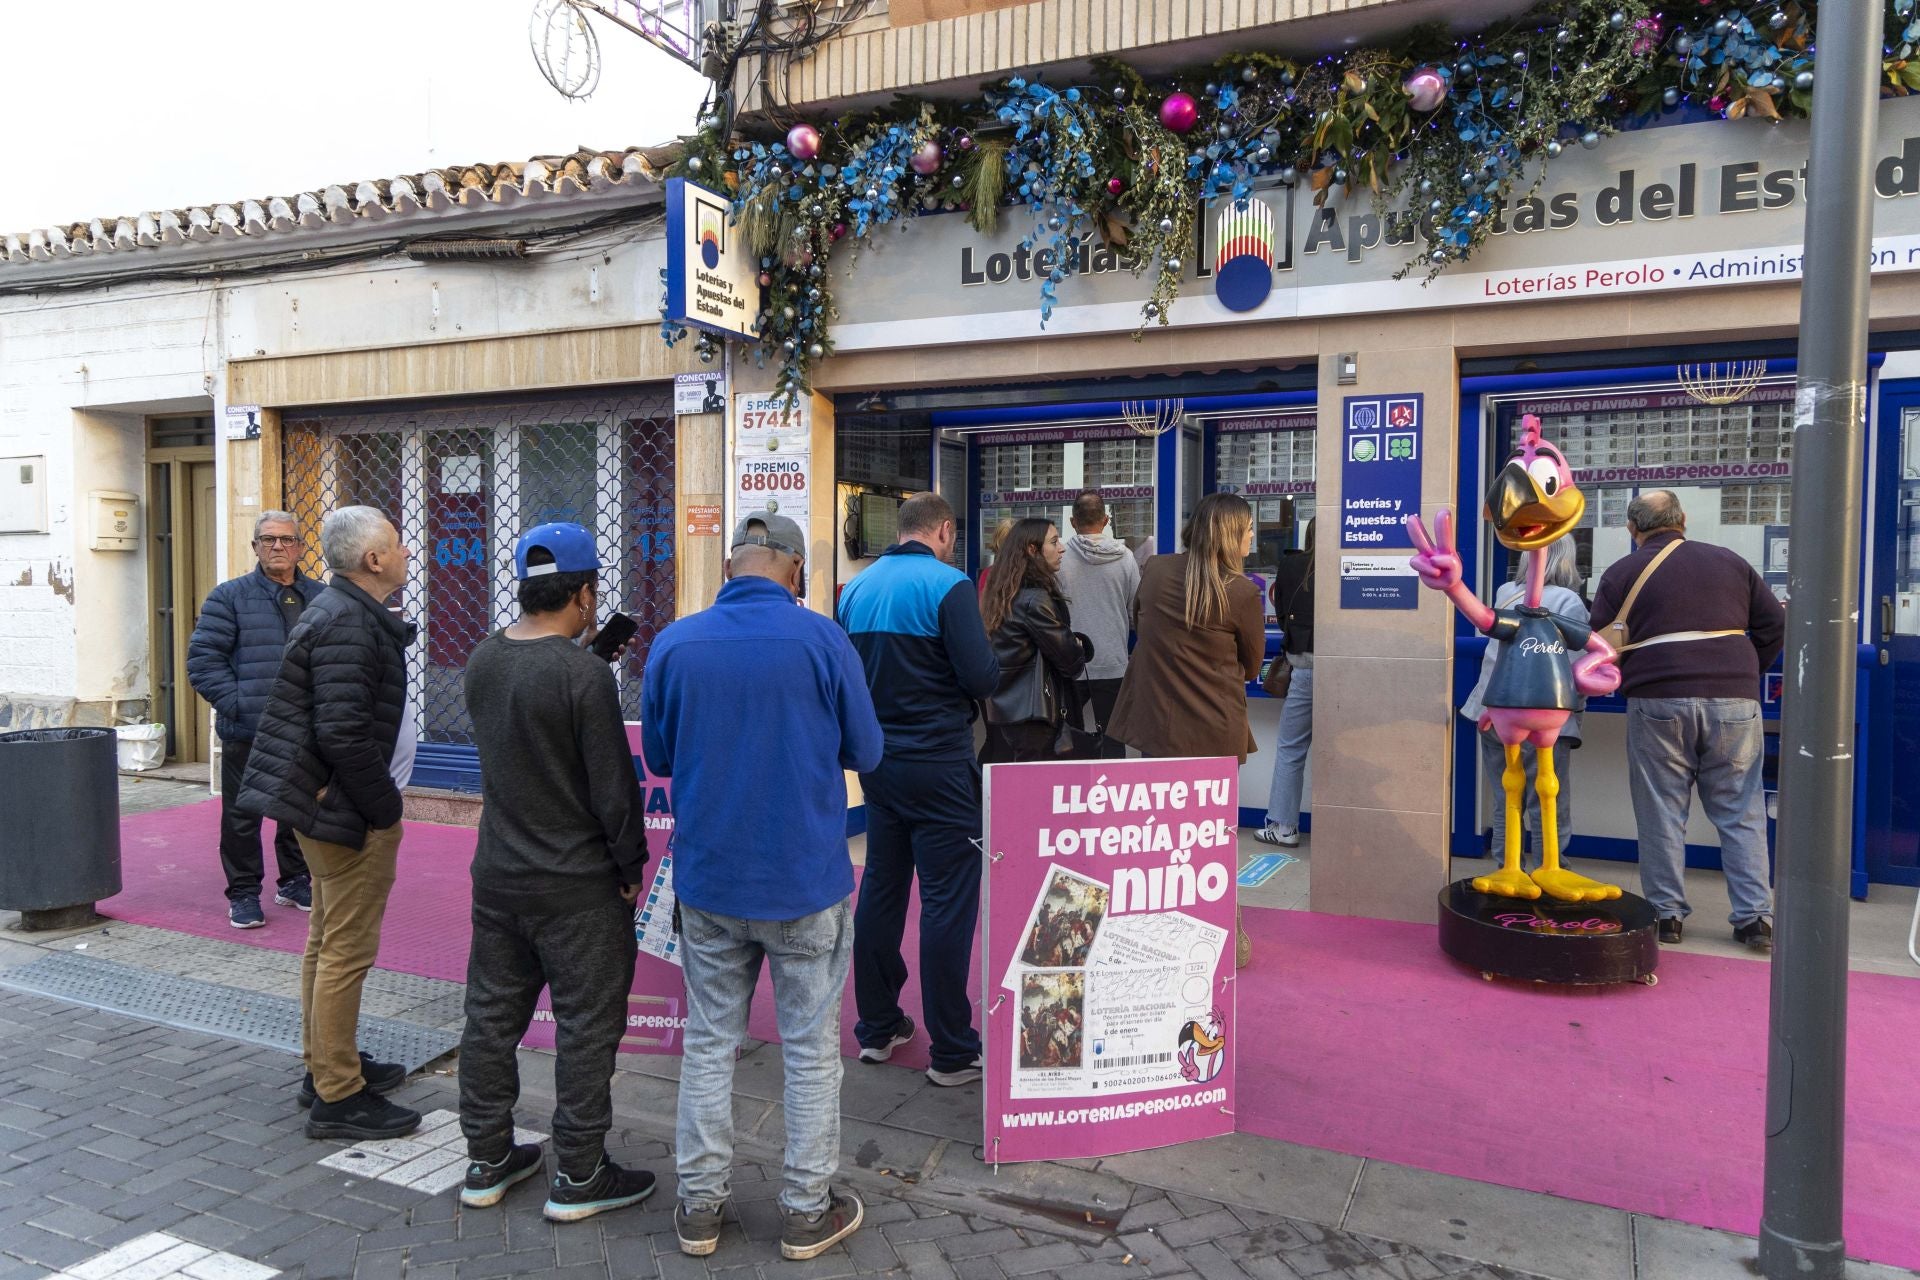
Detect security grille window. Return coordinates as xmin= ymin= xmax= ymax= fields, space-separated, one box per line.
xmin=282 ymin=391 xmax=675 ymax=759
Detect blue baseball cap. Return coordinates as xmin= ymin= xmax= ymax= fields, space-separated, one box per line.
xmin=513 ymin=522 xmax=603 ymax=579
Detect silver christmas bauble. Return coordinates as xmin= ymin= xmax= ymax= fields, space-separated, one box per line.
xmin=1158 ymin=217 xmax=1175 ymax=234
xmin=1545 ymin=140 xmax=1563 ymax=157
xmin=1242 ymin=67 xmax=1257 ymax=82
xmin=1166 ymin=257 xmax=1182 ymax=271
xmin=1795 ymin=70 xmax=1815 ymax=89
xmin=1580 ymin=131 xmax=1601 ymax=149
xmin=1770 ymin=10 xmax=1788 ymax=28
xmin=688 ymin=157 xmax=704 ymax=173
xmin=1664 ymin=87 xmax=1680 ymax=105
xmin=808 ymin=343 xmax=824 ymax=358
xmin=1608 ymin=10 xmax=1625 ymax=28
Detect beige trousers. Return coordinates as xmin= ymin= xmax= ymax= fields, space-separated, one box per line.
xmin=295 ymin=824 xmax=401 ymax=1104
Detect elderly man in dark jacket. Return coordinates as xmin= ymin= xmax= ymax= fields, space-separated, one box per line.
xmin=187 ymin=510 xmax=325 ymax=929
xmin=240 ymin=505 xmax=421 ymax=1141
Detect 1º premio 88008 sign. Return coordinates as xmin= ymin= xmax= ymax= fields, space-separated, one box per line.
xmin=733 ymin=454 xmax=811 ymax=531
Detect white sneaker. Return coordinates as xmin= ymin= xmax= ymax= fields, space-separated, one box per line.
xmin=926 ymin=1057 xmax=983 ymax=1087
xmin=1255 ymin=824 xmax=1300 ymax=848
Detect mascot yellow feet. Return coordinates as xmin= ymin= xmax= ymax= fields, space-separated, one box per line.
xmin=1471 ymin=866 xmax=1543 ymax=900
xmin=1530 ymin=865 xmax=1624 ymax=903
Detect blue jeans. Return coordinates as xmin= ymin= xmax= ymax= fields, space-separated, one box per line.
xmin=1626 ymin=697 xmax=1773 ymax=925
xmin=1262 ymin=665 xmax=1313 ymax=830
xmin=1477 ymin=727 xmax=1572 ymax=871
xmin=676 ymin=898 xmax=852 ymax=1216
xmin=854 ymin=755 xmax=983 ymax=1073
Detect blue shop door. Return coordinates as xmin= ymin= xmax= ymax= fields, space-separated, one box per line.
xmin=1867 ymin=385 xmax=1920 ymax=889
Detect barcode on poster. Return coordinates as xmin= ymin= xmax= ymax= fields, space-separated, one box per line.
xmin=1094 ymin=1052 xmax=1172 ymax=1070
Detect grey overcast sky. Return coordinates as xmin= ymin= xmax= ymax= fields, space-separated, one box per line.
xmin=0 ymin=0 xmax=709 ymax=233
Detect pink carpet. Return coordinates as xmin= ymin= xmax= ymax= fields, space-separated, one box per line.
xmin=1235 ymin=909 xmax=1920 ymax=1272
xmin=109 ymin=804 xmax=1920 ymax=1269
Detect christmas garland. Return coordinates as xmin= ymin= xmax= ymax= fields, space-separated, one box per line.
xmin=660 ymin=0 xmax=1919 ymax=406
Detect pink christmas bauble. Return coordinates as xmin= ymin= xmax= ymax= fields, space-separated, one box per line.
xmin=1159 ymin=92 xmax=1199 ymax=134
xmin=910 ymin=140 xmax=944 ymax=175
xmin=1403 ymin=67 xmax=1448 ymax=113
xmin=785 ymin=124 xmax=822 ymax=160
xmin=830 ymin=222 xmax=849 ymax=242
xmin=1107 ymin=177 xmax=1126 ymax=195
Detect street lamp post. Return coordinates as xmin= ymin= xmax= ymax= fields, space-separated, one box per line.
xmin=1759 ymin=0 xmax=1882 ymax=1274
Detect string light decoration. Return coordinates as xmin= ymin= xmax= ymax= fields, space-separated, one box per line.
xmin=657 ymin=0 xmax=1917 ymax=408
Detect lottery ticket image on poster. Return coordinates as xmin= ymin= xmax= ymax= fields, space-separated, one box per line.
xmin=1016 ymin=867 xmax=1110 ymax=970
xmin=1017 ymin=971 xmax=1085 ymax=1072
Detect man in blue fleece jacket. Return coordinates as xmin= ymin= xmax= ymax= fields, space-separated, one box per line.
xmin=641 ymin=513 xmax=883 ymax=1264
xmin=835 ymin=492 xmax=999 ymax=1086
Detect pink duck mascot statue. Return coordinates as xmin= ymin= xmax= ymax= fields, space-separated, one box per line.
xmin=1407 ymin=414 xmax=1624 ymax=904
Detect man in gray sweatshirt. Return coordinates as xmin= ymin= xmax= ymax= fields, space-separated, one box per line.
xmin=1055 ymin=491 xmax=1139 ymax=759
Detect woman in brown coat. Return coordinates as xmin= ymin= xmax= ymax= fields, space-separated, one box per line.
xmin=1107 ymin=492 xmax=1265 ymax=966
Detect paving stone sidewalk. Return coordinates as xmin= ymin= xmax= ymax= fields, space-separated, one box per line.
xmin=0 ymin=987 xmax=1548 ymax=1280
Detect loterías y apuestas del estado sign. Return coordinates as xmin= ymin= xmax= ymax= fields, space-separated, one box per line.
xmin=829 ymin=93 xmax=1920 ymax=352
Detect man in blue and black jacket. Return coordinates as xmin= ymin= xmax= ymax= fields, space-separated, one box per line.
xmin=836 ymin=492 xmax=998 ymax=1086
xmin=187 ymin=510 xmax=324 ymax=929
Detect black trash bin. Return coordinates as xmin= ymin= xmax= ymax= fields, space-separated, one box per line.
xmin=0 ymin=728 xmax=122 ymax=930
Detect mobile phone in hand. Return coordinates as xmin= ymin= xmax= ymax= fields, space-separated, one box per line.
xmin=588 ymin=612 xmax=638 ymax=661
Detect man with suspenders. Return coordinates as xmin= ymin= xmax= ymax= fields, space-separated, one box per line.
xmin=1590 ymin=490 xmax=1788 ymax=950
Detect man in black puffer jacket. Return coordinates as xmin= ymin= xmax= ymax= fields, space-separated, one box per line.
xmin=239 ymin=505 xmax=421 ymax=1142
xmin=188 ymin=510 xmax=324 ymax=929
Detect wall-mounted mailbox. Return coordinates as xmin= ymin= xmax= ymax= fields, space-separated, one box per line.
xmin=88 ymin=490 xmax=140 ymax=552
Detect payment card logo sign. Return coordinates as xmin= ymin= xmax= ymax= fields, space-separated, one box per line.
xmin=1213 ymin=198 xmax=1276 ymax=312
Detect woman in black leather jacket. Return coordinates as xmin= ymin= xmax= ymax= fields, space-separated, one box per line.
xmin=979 ymin=518 xmax=1089 ymax=763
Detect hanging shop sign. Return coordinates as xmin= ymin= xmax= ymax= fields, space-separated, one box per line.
xmin=983 ymin=757 xmax=1238 ymax=1163
xmin=675 ymin=371 xmax=728 ymax=415
xmin=829 ymin=98 xmax=1920 ymax=350
xmin=522 ymin=731 xmax=686 ymax=1055
xmin=664 ymin=178 xmax=762 ymax=342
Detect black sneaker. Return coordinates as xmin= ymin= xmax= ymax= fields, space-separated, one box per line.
xmin=297 ymin=1053 xmax=409 ymax=1108
xmin=676 ymin=1201 xmax=726 ymax=1256
xmin=305 ymin=1087 xmax=421 ymax=1140
xmin=228 ymin=896 xmax=265 ymax=929
xmin=781 ymin=1190 xmax=864 ymax=1260
xmin=461 ymin=1142 xmax=545 ymax=1209
xmin=1657 ymin=918 xmax=1684 ymax=945
xmin=858 ymin=1015 xmax=915 ymax=1064
xmin=543 ymin=1159 xmax=657 ymax=1223
xmin=926 ymin=1056 xmax=983 ymax=1087
xmin=274 ymin=876 xmax=313 ymax=911
xmin=1735 ymin=918 xmax=1775 ymax=953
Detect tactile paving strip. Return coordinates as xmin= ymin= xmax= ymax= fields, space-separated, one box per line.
xmin=0 ymin=952 xmax=459 ymax=1071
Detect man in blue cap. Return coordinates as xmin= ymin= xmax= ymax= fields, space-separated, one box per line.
xmin=455 ymin=522 xmax=658 ymax=1222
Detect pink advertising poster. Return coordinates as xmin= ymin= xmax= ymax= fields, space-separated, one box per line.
xmin=520 ymin=725 xmax=687 ymax=1055
xmin=983 ymin=757 xmax=1238 ymax=1163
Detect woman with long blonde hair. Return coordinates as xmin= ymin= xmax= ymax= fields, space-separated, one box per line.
xmin=1106 ymin=492 xmax=1265 ymax=966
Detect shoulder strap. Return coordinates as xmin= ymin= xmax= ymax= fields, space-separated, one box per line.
xmin=1614 ymin=539 xmax=1683 ymax=633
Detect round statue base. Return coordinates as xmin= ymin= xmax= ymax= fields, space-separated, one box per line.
xmin=1438 ymin=880 xmax=1660 ymax=986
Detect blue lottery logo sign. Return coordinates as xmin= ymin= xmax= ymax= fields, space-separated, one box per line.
xmin=1340 ymin=393 xmax=1423 ymax=550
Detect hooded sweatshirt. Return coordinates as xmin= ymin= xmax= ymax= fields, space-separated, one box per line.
xmin=1056 ymin=532 xmax=1141 ymax=681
